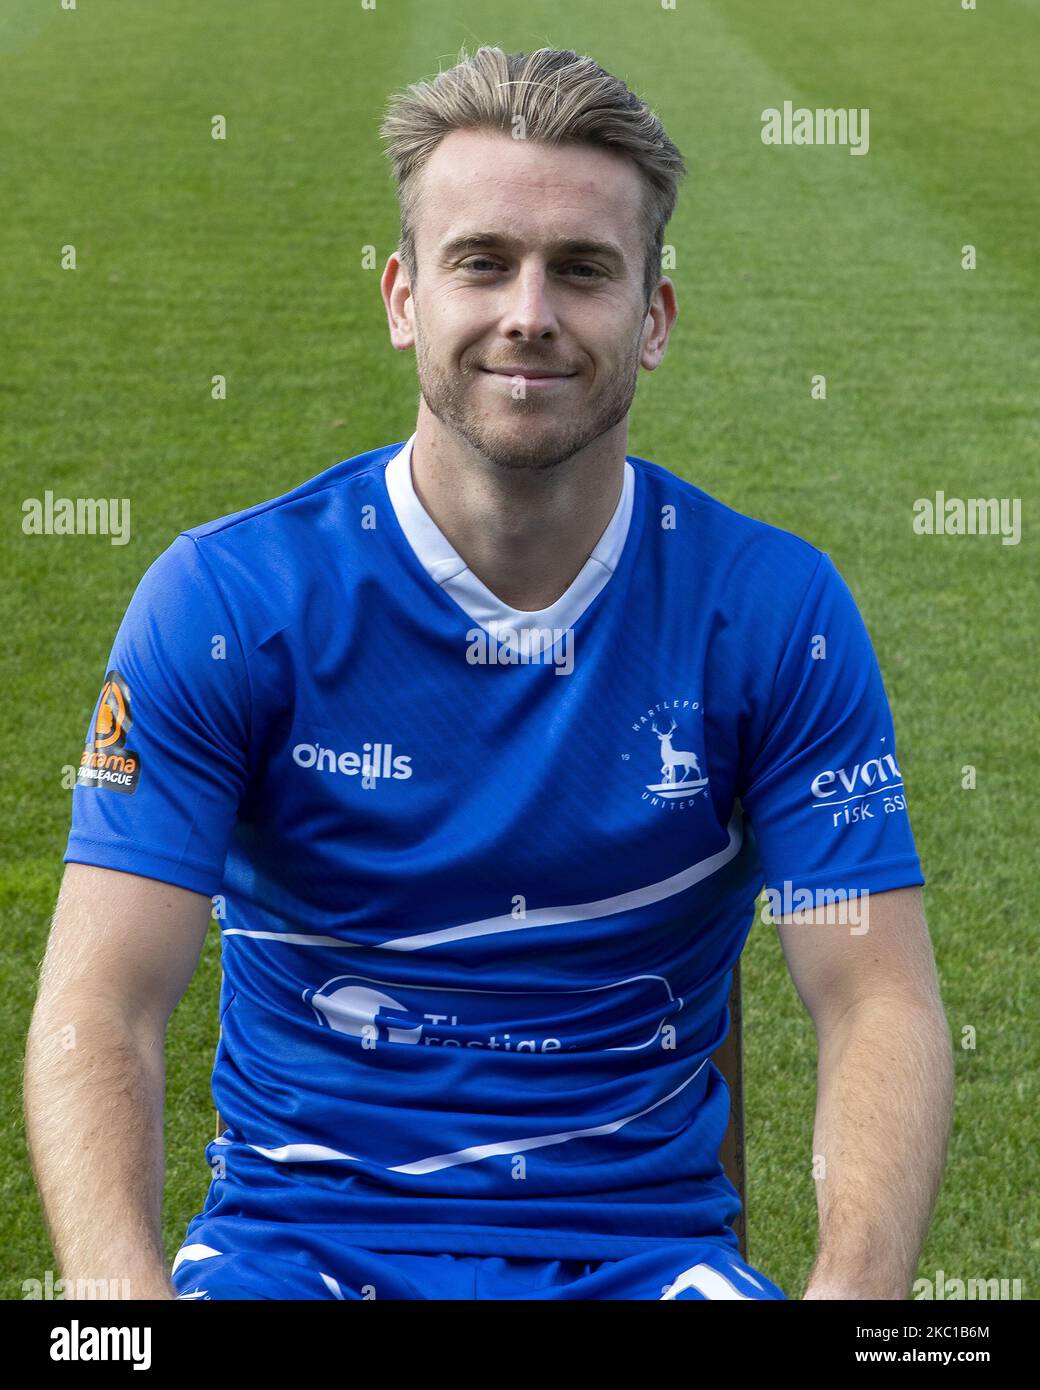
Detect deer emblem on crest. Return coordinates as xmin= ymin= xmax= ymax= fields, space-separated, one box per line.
xmin=651 ymin=718 xmax=701 ymax=787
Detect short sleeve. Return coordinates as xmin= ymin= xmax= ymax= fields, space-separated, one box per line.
xmin=740 ymin=551 xmax=924 ymax=897
xmin=64 ymin=534 xmax=250 ymax=896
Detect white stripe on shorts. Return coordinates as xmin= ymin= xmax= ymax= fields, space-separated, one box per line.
xmin=171 ymin=1242 xmax=224 ymax=1275
xmin=660 ymin=1262 xmax=755 ymax=1300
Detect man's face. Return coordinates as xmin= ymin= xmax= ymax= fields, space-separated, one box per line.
xmin=394 ymin=128 xmax=665 ymax=471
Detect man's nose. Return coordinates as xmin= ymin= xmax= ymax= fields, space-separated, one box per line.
xmin=498 ymin=262 xmax=559 ymax=339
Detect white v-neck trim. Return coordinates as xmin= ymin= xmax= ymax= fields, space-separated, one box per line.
xmin=384 ymin=432 xmax=636 ymax=634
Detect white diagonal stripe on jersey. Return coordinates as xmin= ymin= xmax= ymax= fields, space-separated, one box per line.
xmin=223 ymin=929 xmax=367 ymax=947
xmin=387 ymin=1057 xmax=709 ymax=1174
xmin=219 ymin=812 xmax=743 ymax=953
xmin=661 ymin=1262 xmax=755 ymax=1300
xmin=242 ymin=1057 xmax=709 ymax=1174
xmin=377 ymin=814 xmax=743 ymax=952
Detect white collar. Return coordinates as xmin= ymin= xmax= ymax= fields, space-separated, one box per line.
xmin=384 ymin=432 xmax=635 ymax=634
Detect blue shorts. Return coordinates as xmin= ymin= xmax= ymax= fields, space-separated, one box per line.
xmin=172 ymin=1216 xmax=787 ymax=1300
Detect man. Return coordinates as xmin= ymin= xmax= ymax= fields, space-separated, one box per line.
xmin=25 ymin=46 xmax=953 ymax=1301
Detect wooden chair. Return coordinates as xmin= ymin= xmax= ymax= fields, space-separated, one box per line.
xmin=711 ymin=960 xmax=748 ymax=1261
xmin=215 ymin=961 xmax=749 ymax=1260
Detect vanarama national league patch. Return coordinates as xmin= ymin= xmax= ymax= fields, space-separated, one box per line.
xmin=77 ymin=668 xmax=141 ymax=794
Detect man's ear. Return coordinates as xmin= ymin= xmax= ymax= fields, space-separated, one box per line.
xmin=640 ymin=277 xmax=678 ymax=371
xmin=381 ymin=252 xmax=416 ymax=351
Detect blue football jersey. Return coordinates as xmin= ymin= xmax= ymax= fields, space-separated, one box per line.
xmin=65 ymin=434 xmax=924 ymax=1259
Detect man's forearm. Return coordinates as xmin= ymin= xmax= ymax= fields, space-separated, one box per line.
xmin=802 ymin=994 xmax=954 ymax=1300
xmin=24 ymin=993 xmax=174 ymax=1299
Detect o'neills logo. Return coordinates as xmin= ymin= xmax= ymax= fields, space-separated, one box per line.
xmin=292 ymin=741 xmax=412 ymax=786
xmin=77 ymin=669 xmax=140 ymax=794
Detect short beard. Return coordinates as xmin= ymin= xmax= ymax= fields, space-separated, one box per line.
xmin=414 ymin=320 xmax=642 ymax=473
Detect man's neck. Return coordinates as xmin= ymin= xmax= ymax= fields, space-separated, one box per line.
xmin=408 ymin=408 xmax=628 ymax=613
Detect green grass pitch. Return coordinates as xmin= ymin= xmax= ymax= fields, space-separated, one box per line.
xmin=1 ymin=0 xmax=1036 ymax=1299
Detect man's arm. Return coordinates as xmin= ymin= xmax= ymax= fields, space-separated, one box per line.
xmin=776 ymin=885 xmax=954 ymax=1300
xmin=24 ymin=863 xmax=213 ymax=1300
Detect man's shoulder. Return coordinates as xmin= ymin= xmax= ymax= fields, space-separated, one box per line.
xmin=128 ymin=441 xmax=405 ymax=633
xmin=631 ymin=453 xmax=826 ymax=589
xmin=181 ymin=439 xmax=404 ymax=548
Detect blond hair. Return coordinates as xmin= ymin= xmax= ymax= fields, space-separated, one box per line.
xmin=379 ymin=46 xmax=687 ymax=308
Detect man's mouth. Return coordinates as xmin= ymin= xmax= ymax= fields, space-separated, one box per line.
xmin=478 ymin=366 xmax=577 ymax=385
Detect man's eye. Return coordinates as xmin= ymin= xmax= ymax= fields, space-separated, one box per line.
xmin=459 ymin=259 xmax=605 ymax=280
